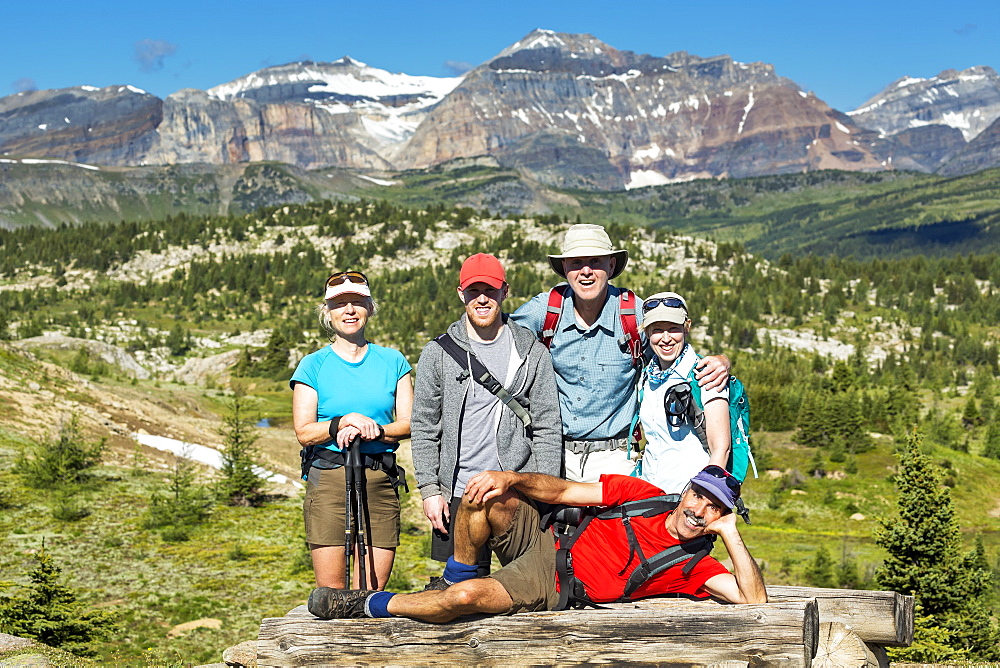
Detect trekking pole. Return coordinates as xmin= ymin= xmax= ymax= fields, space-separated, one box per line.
xmin=350 ymin=440 xmax=370 ymax=590
xmin=344 ymin=435 xmax=368 ymax=590
xmin=343 ymin=436 xmax=358 ymax=587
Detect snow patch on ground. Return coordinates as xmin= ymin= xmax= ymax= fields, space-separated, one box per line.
xmin=134 ymin=432 xmax=303 ymax=489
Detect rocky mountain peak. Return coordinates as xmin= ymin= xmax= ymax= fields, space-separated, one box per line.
xmin=848 ymin=65 xmax=1000 ymax=141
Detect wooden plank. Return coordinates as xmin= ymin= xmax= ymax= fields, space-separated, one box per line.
xmin=258 ymin=598 xmax=818 ymax=667
xmin=766 ymin=586 xmax=913 ymax=647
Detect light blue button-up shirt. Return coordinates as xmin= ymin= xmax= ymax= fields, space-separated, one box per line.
xmin=511 ymin=284 xmax=641 ymax=440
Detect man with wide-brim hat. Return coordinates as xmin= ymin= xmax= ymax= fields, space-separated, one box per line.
xmin=511 ymin=224 xmax=730 ymax=482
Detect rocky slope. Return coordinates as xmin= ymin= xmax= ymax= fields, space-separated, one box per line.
xmin=0 ymin=31 xmax=997 ymax=188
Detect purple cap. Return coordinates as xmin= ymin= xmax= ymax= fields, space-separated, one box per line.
xmin=689 ymin=466 xmax=741 ymax=511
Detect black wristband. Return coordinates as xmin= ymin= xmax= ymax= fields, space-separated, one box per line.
xmin=375 ymin=424 xmax=385 ymax=441
xmin=328 ymin=416 xmax=342 ymax=440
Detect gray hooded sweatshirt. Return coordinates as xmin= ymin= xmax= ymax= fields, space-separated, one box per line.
xmin=411 ymin=315 xmax=562 ymax=500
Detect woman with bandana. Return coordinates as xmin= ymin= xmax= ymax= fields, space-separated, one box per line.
xmin=636 ymin=292 xmax=731 ymax=495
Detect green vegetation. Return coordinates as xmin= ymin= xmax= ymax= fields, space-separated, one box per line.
xmin=876 ymin=434 xmax=1000 ymax=661
xmin=0 ymin=549 xmax=117 ymax=658
xmin=217 ymin=390 xmax=265 ymax=507
xmin=14 ymin=414 xmax=105 ymax=489
xmin=0 ymin=180 xmax=999 ymax=661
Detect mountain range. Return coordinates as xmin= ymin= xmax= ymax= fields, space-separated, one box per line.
xmin=1 ymin=29 xmax=998 ymax=190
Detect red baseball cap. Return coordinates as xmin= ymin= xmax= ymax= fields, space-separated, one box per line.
xmin=459 ymin=253 xmax=506 ymax=290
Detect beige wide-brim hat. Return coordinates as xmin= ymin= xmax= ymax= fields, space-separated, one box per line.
xmin=548 ymin=224 xmax=628 ymax=279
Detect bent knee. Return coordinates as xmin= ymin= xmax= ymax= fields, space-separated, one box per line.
xmin=446 ymin=583 xmax=483 ymax=608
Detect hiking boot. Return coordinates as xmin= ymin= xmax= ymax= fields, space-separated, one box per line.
xmin=307 ymin=587 xmax=374 ymax=619
xmin=422 ymin=576 xmax=451 ymax=591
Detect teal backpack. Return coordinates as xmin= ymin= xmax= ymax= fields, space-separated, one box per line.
xmin=638 ymin=362 xmax=756 ymax=483
xmin=685 ymin=371 xmax=755 ymax=482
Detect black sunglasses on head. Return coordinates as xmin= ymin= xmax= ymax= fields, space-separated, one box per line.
xmin=642 ymin=297 xmax=686 ymax=313
xmin=702 ymin=464 xmax=741 ymax=493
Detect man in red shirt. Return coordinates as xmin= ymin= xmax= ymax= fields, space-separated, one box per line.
xmin=308 ymin=466 xmax=766 ymax=621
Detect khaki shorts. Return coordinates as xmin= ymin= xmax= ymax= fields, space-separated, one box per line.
xmin=303 ymin=465 xmax=400 ymax=548
xmin=487 ymin=493 xmax=559 ymax=614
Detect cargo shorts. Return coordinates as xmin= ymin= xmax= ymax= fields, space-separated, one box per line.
xmin=487 ymin=492 xmax=559 ymax=614
xmin=303 ymin=465 xmax=400 ymax=548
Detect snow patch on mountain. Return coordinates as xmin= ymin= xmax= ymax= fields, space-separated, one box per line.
xmin=207 ymin=61 xmax=462 ymax=103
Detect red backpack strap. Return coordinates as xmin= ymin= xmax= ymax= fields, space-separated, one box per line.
xmin=618 ymin=288 xmax=643 ymax=368
xmin=540 ymin=284 xmax=570 ymax=348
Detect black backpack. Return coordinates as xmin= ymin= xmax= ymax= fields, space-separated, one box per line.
xmin=548 ymin=494 xmax=716 ymax=610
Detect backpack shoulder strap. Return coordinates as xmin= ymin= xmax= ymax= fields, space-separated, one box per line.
xmin=617 ymin=288 xmax=643 ymax=368
xmin=433 ymin=333 xmax=532 ymax=428
xmin=540 ymin=284 xmax=570 ymax=348
xmin=620 ymin=534 xmax=716 ymax=600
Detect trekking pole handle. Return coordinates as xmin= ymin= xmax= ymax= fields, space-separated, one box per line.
xmin=345 ymin=434 xmax=364 ymax=468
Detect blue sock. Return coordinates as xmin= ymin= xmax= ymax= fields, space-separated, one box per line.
xmin=365 ymin=591 xmax=395 ymax=618
xmin=442 ymin=556 xmax=479 ymax=584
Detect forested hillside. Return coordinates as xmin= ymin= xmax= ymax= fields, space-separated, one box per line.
xmin=1 ymin=197 xmax=999 ymax=662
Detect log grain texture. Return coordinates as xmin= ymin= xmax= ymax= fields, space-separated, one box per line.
xmin=766 ymin=586 xmax=913 ymax=646
xmin=257 ymin=597 xmax=818 ymax=667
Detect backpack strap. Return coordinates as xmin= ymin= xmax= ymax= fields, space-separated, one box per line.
xmin=617 ymin=288 xmax=643 ymax=369
xmin=433 ymin=333 xmax=532 ymax=428
xmin=540 ymin=284 xmax=570 ymax=348
xmin=621 ymin=534 xmax=716 ymax=599
xmin=552 ymin=511 xmax=601 ymax=611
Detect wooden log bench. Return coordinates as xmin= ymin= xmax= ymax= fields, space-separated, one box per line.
xmin=255 ymin=587 xmax=912 ymax=667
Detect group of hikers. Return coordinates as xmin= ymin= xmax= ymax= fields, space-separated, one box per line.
xmin=289 ymin=223 xmax=766 ymax=623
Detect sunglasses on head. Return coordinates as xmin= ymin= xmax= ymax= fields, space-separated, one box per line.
xmin=326 ymin=271 xmax=369 ymax=288
xmin=702 ymin=464 xmax=741 ymax=493
xmin=642 ymin=297 xmax=686 ymax=313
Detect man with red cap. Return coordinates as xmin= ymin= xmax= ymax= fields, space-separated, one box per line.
xmin=411 ymin=253 xmax=562 ymax=582
xmin=307 ymin=465 xmax=765 ymax=621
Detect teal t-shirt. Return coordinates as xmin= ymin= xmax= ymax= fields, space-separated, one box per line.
xmin=290 ymin=343 xmax=411 ymax=454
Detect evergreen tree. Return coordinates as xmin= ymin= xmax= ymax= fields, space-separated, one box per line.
xmin=835 ymin=551 xmax=863 ymax=590
xmin=217 ymin=389 xmax=264 ymax=506
xmin=144 ymin=452 xmax=213 ymax=541
xmin=795 ymin=393 xmax=833 ymax=448
xmin=961 ymin=396 xmax=982 ymax=428
xmin=14 ymin=414 xmax=105 ymax=488
xmin=875 ymin=433 xmax=1000 ymax=660
xmin=0 ymin=549 xmax=117 ymax=657
xmin=804 ymin=545 xmax=835 ymax=588
xmin=252 ymin=329 xmax=292 ymax=379
xmin=983 ymin=421 xmax=1000 ymax=460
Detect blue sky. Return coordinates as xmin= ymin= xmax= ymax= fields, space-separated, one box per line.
xmin=4 ymin=0 xmax=997 ymax=112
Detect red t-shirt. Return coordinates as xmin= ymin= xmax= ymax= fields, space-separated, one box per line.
xmin=559 ymin=474 xmax=729 ymax=603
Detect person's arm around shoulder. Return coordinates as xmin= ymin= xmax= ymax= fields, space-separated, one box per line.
xmin=700 ymin=512 xmax=767 ymax=604
xmin=694 ymin=354 xmax=731 ymax=391
xmin=508 ymin=292 xmax=549 ymax=336
xmin=465 ymin=470 xmax=602 ymax=507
